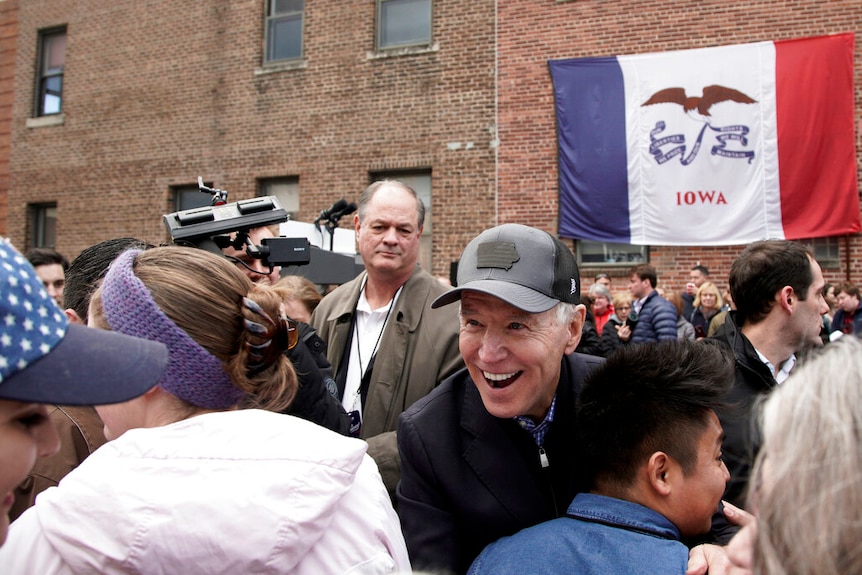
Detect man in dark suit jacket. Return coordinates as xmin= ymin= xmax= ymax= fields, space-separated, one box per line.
xmin=396 ymin=224 xmax=602 ymax=575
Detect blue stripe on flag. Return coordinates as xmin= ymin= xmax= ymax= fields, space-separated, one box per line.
xmin=549 ymin=57 xmax=630 ymax=242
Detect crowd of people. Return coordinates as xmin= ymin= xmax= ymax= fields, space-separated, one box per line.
xmin=2 ymin=178 xmax=860 ymax=575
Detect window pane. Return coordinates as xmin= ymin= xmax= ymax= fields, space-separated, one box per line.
xmin=31 ymin=204 xmax=57 ymax=248
xmin=267 ymin=15 xmax=302 ymax=61
xmin=579 ymin=240 xmax=646 ymax=265
xmin=259 ymin=178 xmax=299 ymax=221
xmin=44 ymin=33 xmax=66 ymax=71
xmin=42 ymin=76 xmax=63 ymax=115
xmin=380 ymin=0 xmax=431 ymax=48
xmin=802 ymin=236 xmax=840 ymax=267
xmin=274 ymin=0 xmax=304 ymax=13
xmin=44 ymin=75 xmax=62 ymax=95
xmin=175 ymin=187 xmax=212 ymax=211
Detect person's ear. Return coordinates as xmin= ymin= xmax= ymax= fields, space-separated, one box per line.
xmin=779 ymin=286 xmax=795 ymax=312
xmin=64 ymin=308 xmax=84 ymax=325
xmin=564 ymin=304 xmax=587 ymax=354
xmin=648 ymin=451 xmax=673 ymax=496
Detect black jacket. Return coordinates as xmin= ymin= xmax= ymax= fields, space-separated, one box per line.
xmin=710 ymin=312 xmax=777 ymax=507
xmin=283 ymin=322 xmax=352 ymax=435
xmin=397 ymin=353 xmax=604 ymax=575
xmin=600 ymin=313 xmax=627 ymax=356
xmin=575 ymin=311 xmax=603 ymax=356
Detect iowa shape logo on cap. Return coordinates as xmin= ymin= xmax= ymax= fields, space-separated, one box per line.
xmin=476 ymin=242 xmax=519 ymax=270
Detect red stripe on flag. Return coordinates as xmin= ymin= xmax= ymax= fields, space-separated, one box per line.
xmin=776 ymin=33 xmax=860 ymax=239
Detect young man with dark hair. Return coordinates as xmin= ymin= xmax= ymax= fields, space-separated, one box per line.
xmin=628 ymin=263 xmax=678 ymax=343
xmin=26 ymin=248 xmax=69 ymax=308
xmin=63 ymin=238 xmax=152 ymax=324
xmin=469 ymin=340 xmax=732 ymax=575
xmin=711 ymin=239 xmax=827 ymax=507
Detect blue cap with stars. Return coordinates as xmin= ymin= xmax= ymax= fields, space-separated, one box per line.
xmin=0 ymin=239 xmax=168 ymax=405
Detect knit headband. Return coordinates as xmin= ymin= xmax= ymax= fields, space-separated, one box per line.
xmin=101 ymin=249 xmax=245 ymax=409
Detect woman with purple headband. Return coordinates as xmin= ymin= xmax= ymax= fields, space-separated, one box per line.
xmin=0 ymin=246 xmax=410 ymax=575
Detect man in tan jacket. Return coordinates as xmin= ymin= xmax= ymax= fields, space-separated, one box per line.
xmin=312 ymin=180 xmax=463 ymax=497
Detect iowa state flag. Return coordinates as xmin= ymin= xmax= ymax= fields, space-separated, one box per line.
xmin=549 ymin=33 xmax=860 ymax=246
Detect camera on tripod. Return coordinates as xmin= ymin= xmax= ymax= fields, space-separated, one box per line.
xmin=162 ymin=178 xmax=311 ymax=269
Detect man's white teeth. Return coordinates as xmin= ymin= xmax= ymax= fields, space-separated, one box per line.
xmin=484 ymin=371 xmax=517 ymax=382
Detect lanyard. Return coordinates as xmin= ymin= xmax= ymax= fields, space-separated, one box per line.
xmin=347 ymin=282 xmax=402 ymax=411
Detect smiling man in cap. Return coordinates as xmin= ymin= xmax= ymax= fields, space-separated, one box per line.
xmin=396 ymin=223 xmax=604 ymax=574
xmin=0 ymin=240 xmax=167 ymax=546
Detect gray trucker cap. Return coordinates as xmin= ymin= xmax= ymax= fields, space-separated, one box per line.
xmin=432 ymin=223 xmax=580 ymax=313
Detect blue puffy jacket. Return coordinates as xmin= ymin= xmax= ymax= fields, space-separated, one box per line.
xmin=631 ymin=291 xmax=678 ymax=344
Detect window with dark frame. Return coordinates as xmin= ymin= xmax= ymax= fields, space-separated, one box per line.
xmin=258 ymin=177 xmax=299 ymax=222
xmin=36 ymin=28 xmax=66 ymax=117
xmin=172 ymin=184 xmax=212 ymax=212
xmin=377 ymin=0 xmax=431 ymax=50
xmin=265 ymin=0 xmax=304 ymax=63
xmin=29 ymin=203 xmax=58 ymax=249
xmin=577 ymin=240 xmax=648 ymax=267
xmin=802 ymin=236 xmax=841 ymax=268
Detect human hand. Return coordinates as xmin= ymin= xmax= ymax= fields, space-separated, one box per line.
xmin=616 ymin=323 xmax=632 ymax=342
xmin=687 ymin=544 xmax=730 ymax=575
xmin=721 ymin=500 xmax=754 ymax=527
xmin=686 ymin=501 xmax=756 ymax=575
xmin=686 ymin=282 xmax=697 ymax=295
xmin=724 ymin=501 xmax=756 ymax=575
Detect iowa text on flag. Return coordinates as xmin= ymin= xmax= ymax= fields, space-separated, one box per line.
xmin=549 ymin=33 xmax=860 ymax=246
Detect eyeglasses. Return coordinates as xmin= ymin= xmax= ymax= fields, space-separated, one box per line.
xmin=618 ymin=305 xmax=632 ymax=311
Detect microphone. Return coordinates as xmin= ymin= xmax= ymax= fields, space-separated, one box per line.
xmin=330 ymin=202 xmax=357 ymax=221
xmin=318 ymin=199 xmax=348 ymax=221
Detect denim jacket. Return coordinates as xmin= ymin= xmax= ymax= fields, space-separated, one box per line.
xmin=468 ymin=493 xmax=688 ymax=575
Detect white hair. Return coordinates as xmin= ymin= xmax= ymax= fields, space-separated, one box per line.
xmin=751 ymin=336 xmax=862 ymax=575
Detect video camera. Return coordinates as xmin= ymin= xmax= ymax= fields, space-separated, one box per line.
xmin=163 ymin=178 xmax=311 ymax=269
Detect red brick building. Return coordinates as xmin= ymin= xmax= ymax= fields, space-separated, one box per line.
xmin=0 ymin=0 xmax=17 ymax=235
xmin=496 ymin=0 xmax=862 ymax=293
xmin=1 ymin=0 xmax=860 ymax=294
xmin=1 ymin=0 xmax=497 ymax=277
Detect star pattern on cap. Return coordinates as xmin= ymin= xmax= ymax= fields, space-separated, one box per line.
xmin=0 ymin=240 xmax=68 ymax=383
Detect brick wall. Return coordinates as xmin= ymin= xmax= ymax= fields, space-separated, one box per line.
xmin=496 ymin=0 xmax=862 ymax=295
xmin=5 ymin=0 xmax=861 ymax=289
xmin=6 ymin=0 xmax=496 ymax=276
xmin=0 ymin=0 xmax=18 ymax=236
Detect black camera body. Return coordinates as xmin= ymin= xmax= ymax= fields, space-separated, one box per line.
xmin=163 ymin=197 xmax=311 ymax=267
xmin=163 ymin=179 xmax=311 ymax=268
xmin=260 ymin=236 xmax=311 ymax=266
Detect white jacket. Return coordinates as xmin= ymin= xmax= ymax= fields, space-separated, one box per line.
xmin=1 ymin=410 xmax=410 ymax=574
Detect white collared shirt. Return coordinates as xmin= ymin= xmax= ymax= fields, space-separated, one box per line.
xmin=342 ymin=287 xmax=402 ymax=416
xmin=754 ymin=348 xmax=796 ymax=384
